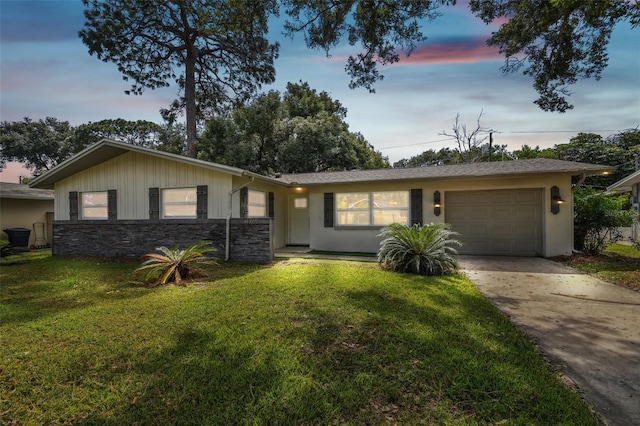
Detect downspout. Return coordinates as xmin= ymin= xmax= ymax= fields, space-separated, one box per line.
xmin=226 ymin=175 xmax=254 ymax=260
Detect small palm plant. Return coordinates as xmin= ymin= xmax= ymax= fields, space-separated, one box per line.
xmin=377 ymin=223 xmax=462 ymax=276
xmin=134 ymin=240 xmax=218 ymax=286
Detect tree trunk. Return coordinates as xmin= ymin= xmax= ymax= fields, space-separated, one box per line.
xmin=185 ymin=51 xmax=197 ymax=158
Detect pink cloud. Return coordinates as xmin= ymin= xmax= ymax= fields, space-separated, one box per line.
xmin=397 ymin=37 xmax=503 ymax=66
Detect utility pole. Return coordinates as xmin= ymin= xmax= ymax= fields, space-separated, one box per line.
xmin=488 ymin=132 xmax=493 ymax=162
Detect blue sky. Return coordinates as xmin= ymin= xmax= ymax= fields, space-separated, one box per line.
xmin=1 ymin=1 xmax=639 ymax=182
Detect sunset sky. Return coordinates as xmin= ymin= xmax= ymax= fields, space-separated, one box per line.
xmin=1 ymin=1 xmax=639 ymax=182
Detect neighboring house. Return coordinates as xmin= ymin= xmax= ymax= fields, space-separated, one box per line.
xmin=0 ymin=182 xmax=54 ymax=246
xmin=607 ymin=169 xmax=640 ymax=242
xmin=30 ymin=139 xmax=613 ymax=261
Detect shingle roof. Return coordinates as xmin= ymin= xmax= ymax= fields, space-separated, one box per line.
xmin=277 ymin=158 xmax=614 ymax=186
xmin=0 ymin=182 xmax=54 ymax=200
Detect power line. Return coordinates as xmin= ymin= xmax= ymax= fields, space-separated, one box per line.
xmin=504 ymin=130 xmax=621 ymax=134
xmin=378 ymin=137 xmax=454 ymax=150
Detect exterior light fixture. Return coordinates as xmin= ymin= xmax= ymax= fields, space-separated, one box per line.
xmin=434 ymin=190 xmax=441 ymax=216
xmin=551 ymin=186 xmax=565 ymax=214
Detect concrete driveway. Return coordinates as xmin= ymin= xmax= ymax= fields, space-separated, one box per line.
xmin=459 ymin=256 xmax=640 ymax=426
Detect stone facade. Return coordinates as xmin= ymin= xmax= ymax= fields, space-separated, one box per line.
xmin=52 ymin=218 xmax=273 ymax=262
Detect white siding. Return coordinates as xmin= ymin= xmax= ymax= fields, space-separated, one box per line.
xmin=54 ymin=152 xmax=233 ymax=220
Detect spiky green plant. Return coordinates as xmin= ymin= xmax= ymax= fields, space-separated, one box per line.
xmin=134 ymin=240 xmax=218 ymax=286
xmin=377 ymin=223 xmax=462 ymax=276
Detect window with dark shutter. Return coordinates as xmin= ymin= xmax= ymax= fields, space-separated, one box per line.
xmin=324 ymin=192 xmax=334 ymax=227
xmin=196 ymin=185 xmax=208 ymax=219
xmin=69 ymin=191 xmax=79 ymax=221
xmin=108 ymin=189 xmax=117 ymax=220
xmin=410 ymin=188 xmax=423 ymax=226
xmin=149 ymin=187 xmax=160 ymax=220
xmin=240 ymin=187 xmax=248 ymax=218
xmin=268 ymin=192 xmax=275 ymax=218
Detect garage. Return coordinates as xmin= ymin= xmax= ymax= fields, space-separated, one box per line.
xmin=445 ymin=189 xmax=543 ymax=256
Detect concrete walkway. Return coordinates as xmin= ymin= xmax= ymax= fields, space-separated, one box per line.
xmin=459 ymin=256 xmax=640 ymax=426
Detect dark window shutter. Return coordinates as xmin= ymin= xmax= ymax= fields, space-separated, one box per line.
xmin=240 ymin=187 xmax=248 ymax=218
xmin=410 ymin=189 xmax=423 ymax=226
xmin=324 ymin=192 xmax=334 ymax=227
xmin=196 ymin=185 xmax=208 ymax=219
xmin=149 ymin=187 xmax=160 ymax=220
xmin=268 ymin=191 xmax=275 ymax=218
xmin=107 ymin=189 xmax=117 ymax=220
xmin=69 ymin=191 xmax=78 ymax=221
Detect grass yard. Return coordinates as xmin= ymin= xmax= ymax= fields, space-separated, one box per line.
xmin=1 ymin=253 xmax=599 ymax=425
xmin=552 ymin=243 xmax=640 ymax=292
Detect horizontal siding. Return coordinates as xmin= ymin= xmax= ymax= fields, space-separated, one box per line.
xmin=55 ymin=152 xmax=232 ymax=220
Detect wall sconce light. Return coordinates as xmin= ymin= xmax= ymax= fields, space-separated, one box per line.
xmin=434 ymin=190 xmax=441 ymax=216
xmin=551 ymin=185 xmax=565 ymax=214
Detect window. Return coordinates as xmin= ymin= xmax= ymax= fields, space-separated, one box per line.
xmin=162 ymin=187 xmax=197 ymax=218
xmin=294 ymin=197 xmax=307 ymax=209
xmin=82 ymin=191 xmax=108 ymax=219
xmin=248 ymin=189 xmax=267 ymax=217
xmin=336 ymin=191 xmax=409 ymax=226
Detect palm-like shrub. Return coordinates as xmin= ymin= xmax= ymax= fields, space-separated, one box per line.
xmin=377 ymin=223 xmax=462 ymax=276
xmin=134 ymin=240 xmax=218 ymax=286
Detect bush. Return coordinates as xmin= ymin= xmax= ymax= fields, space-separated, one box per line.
xmin=574 ymin=188 xmax=637 ymax=255
xmin=133 ymin=240 xmax=218 ymax=286
xmin=377 ymin=223 xmax=462 ymax=276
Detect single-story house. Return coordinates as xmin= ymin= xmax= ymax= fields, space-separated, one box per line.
xmin=0 ymin=182 xmax=54 ymax=247
xmin=607 ymin=169 xmax=640 ymax=242
xmin=29 ymin=139 xmax=613 ymax=261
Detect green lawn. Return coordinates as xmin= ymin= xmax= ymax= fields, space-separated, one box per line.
xmin=553 ymin=243 xmax=640 ymax=292
xmin=1 ymin=253 xmax=599 ymax=425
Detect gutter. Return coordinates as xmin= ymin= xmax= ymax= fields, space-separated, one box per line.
xmin=226 ymin=175 xmax=254 ymax=260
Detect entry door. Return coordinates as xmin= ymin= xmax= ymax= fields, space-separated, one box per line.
xmin=288 ymin=195 xmax=309 ymax=245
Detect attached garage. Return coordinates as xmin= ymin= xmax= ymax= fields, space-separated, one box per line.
xmin=445 ymin=189 xmax=543 ymax=256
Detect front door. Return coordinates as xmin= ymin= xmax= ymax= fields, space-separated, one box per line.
xmin=288 ymin=194 xmax=309 ymax=245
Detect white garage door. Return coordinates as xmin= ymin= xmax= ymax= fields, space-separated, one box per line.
xmin=445 ymin=189 xmax=543 ymax=256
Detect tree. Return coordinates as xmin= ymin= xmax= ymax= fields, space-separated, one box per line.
xmin=512 ymin=144 xmax=558 ymax=160
xmin=0 ymin=117 xmax=75 ymax=173
xmin=554 ymin=132 xmax=631 ymax=188
xmin=394 ymin=147 xmax=457 ymax=168
xmin=283 ymin=0 xmax=448 ymax=92
xmin=439 ymin=111 xmax=494 ymax=163
xmin=198 ymin=82 xmax=389 ymax=174
xmin=574 ymin=187 xmax=637 ymax=254
xmin=73 ymin=119 xmax=164 ymax=149
xmin=468 ymin=0 xmax=637 ymax=112
xmin=282 ymin=81 xmax=348 ymax=119
xmin=79 ymin=0 xmax=279 ymax=158
xmin=283 ymin=0 xmax=637 ymax=111
xmin=276 ymin=113 xmax=359 ymax=173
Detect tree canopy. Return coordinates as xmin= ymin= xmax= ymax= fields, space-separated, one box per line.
xmin=0 ymin=117 xmax=186 ymax=174
xmin=79 ymin=0 xmax=279 ymax=157
xmin=0 ymin=117 xmax=75 ymax=174
xmin=283 ymin=0 xmax=638 ymax=111
xmin=396 ymin=128 xmax=640 ymax=188
xmin=198 ymin=82 xmax=389 ymax=174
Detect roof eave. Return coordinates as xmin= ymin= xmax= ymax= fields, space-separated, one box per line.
xmin=607 ymin=170 xmax=640 ymax=192
xmin=282 ymin=166 xmax=616 ymax=186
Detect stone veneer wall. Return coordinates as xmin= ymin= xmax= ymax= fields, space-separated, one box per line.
xmin=52 ymin=218 xmax=272 ymax=262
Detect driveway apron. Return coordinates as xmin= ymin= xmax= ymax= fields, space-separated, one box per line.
xmin=459 ymin=256 xmax=640 ymax=426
